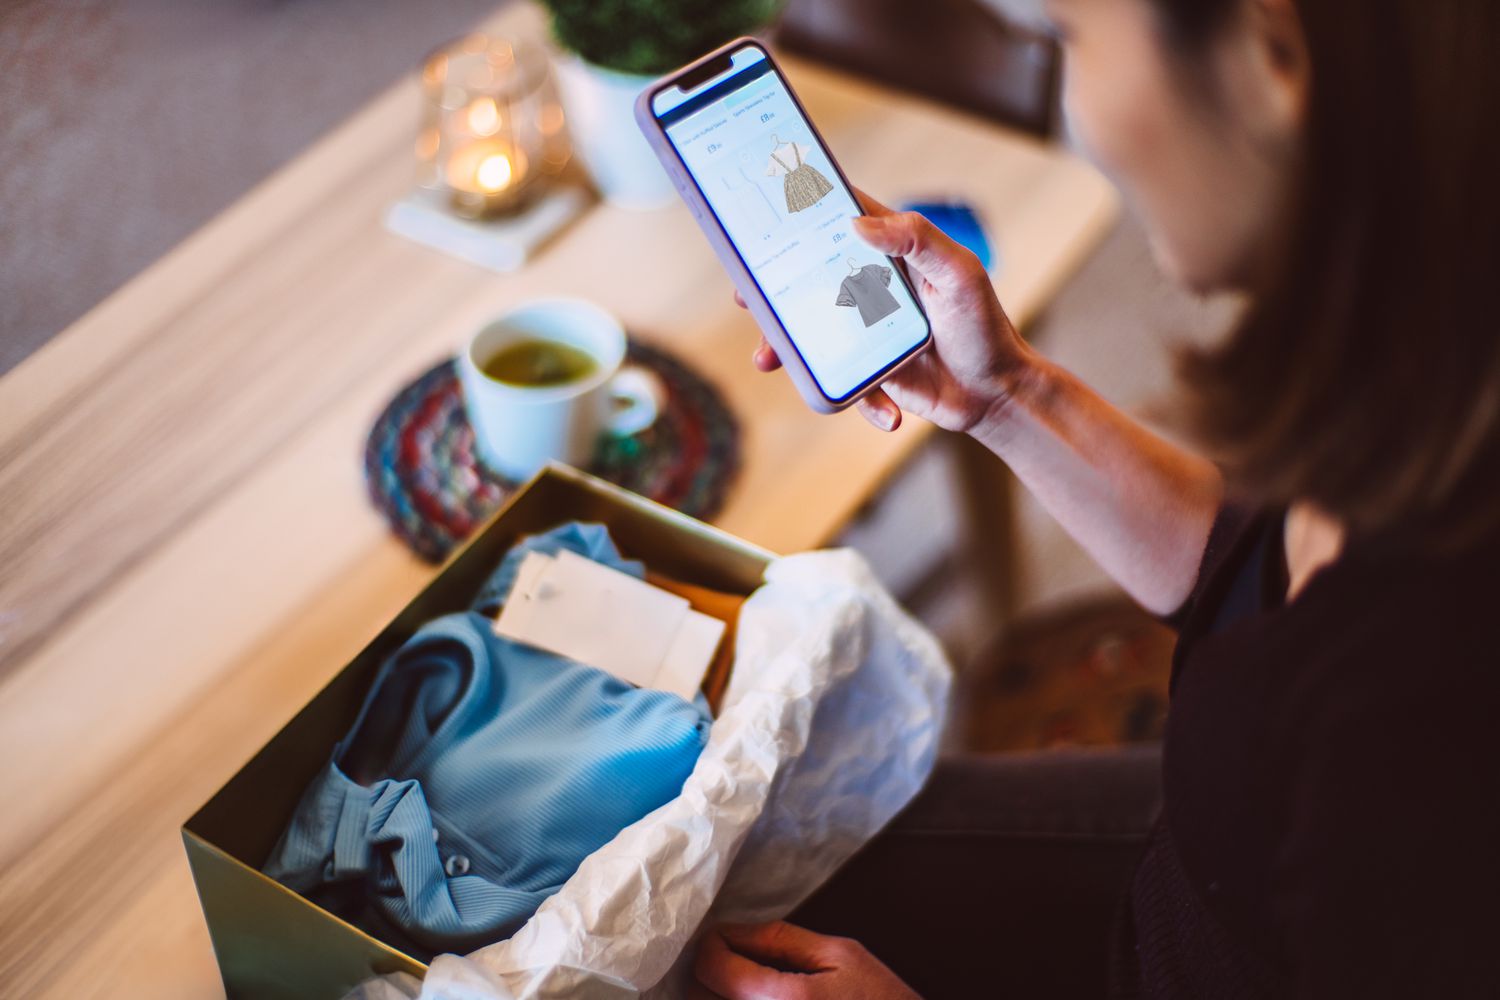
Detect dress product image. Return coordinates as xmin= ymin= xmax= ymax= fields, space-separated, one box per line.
xmin=765 ymin=136 xmax=834 ymax=214
xmin=836 ymin=262 xmax=901 ymax=327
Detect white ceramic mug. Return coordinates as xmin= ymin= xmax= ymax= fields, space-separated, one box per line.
xmin=458 ymin=298 xmax=662 ymax=481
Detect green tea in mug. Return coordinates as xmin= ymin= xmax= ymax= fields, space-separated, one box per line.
xmin=481 ymin=338 xmax=599 ymax=387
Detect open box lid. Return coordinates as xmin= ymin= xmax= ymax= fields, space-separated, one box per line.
xmin=183 ymin=463 xmax=773 ymax=999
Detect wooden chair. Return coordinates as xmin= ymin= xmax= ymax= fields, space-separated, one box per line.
xmin=773 ymin=0 xmax=1061 ymax=138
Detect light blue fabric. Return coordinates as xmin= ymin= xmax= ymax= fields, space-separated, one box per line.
xmin=262 ymin=523 xmax=712 ymax=957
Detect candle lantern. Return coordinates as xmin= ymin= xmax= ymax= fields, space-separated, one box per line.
xmin=419 ymin=34 xmax=570 ymax=220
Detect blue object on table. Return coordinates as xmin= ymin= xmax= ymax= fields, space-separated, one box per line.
xmin=262 ymin=522 xmax=712 ymax=958
xmin=900 ymin=199 xmax=996 ymax=272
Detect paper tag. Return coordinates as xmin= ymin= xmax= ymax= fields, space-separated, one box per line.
xmin=655 ymin=610 xmax=726 ymax=703
xmin=495 ymin=551 xmax=555 ymax=638
xmin=494 ymin=551 xmax=690 ymax=689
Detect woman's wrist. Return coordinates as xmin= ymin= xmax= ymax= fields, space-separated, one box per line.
xmin=969 ymin=350 xmax=1055 ymax=451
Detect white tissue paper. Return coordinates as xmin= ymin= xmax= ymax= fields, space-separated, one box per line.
xmin=348 ymin=548 xmax=953 ymax=1000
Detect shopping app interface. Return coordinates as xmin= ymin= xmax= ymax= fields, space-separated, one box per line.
xmin=659 ymin=56 xmax=928 ymax=400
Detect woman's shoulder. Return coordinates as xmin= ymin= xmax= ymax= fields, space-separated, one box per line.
xmin=1172 ymin=503 xmax=1499 ymax=758
xmin=1304 ymin=520 xmax=1499 ymax=664
xmin=1280 ymin=527 xmax=1500 ymax=726
xmin=1267 ymin=542 xmax=1500 ymax=963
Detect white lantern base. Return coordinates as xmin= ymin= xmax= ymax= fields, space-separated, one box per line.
xmin=383 ymin=183 xmax=592 ymax=272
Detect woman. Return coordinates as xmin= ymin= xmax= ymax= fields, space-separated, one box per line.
xmin=693 ymin=0 xmax=1500 ymax=996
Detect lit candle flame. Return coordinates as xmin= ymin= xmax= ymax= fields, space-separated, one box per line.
xmin=476 ymin=152 xmax=512 ymax=192
xmin=467 ymin=97 xmax=501 ymax=136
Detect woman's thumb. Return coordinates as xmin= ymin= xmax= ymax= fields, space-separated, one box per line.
xmin=853 ymin=211 xmax=975 ymax=289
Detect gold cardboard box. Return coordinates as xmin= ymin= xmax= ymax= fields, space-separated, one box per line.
xmin=183 ymin=464 xmax=772 ymax=999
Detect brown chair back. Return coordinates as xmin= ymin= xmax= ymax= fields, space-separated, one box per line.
xmin=773 ymin=0 xmax=1061 ymax=138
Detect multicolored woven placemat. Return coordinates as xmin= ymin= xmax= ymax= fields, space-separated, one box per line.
xmin=364 ymin=340 xmax=740 ymax=562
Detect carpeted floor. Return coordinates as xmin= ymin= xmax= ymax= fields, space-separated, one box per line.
xmin=956 ymin=594 xmax=1178 ymax=751
xmin=0 ymin=0 xmax=507 ymax=375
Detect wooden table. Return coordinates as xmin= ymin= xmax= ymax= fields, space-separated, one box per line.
xmin=0 ymin=4 xmax=1115 ymax=995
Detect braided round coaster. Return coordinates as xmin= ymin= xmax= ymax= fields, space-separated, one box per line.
xmin=364 ymin=340 xmax=740 ymax=562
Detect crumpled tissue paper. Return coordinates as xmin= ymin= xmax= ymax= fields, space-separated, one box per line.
xmin=346 ymin=547 xmax=952 ymax=1000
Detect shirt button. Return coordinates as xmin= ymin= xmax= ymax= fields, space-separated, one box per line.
xmin=445 ymin=854 xmax=471 ymax=877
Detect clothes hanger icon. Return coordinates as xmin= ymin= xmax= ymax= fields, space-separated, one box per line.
xmin=847 ymin=256 xmax=859 ymax=274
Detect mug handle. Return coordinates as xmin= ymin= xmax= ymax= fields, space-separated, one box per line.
xmin=606 ymin=365 xmax=663 ymax=437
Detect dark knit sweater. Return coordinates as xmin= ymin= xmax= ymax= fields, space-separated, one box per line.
xmin=1110 ymin=507 xmax=1500 ymax=998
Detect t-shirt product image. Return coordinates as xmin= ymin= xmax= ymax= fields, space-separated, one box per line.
xmin=836 ymin=263 xmax=900 ymax=327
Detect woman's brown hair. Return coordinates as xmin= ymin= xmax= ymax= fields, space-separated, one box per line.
xmin=1158 ymin=0 xmax=1500 ymax=547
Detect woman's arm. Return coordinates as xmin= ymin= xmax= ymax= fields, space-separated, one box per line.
xmin=971 ymin=354 xmax=1223 ymax=615
xmin=750 ymin=193 xmax=1223 ymax=615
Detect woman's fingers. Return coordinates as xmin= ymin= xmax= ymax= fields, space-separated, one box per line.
xmin=852 ymin=187 xmax=897 ymax=219
xmin=852 ymin=210 xmax=977 ymax=292
xmin=752 ymin=338 xmax=783 ymax=371
xmin=716 ymin=921 xmax=847 ymax=972
xmin=739 ymin=298 xmax=782 ymax=371
xmin=694 ymin=927 xmax=802 ymax=1000
xmin=856 ymin=388 xmax=902 ymax=432
xmin=741 ymin=187 xmax=911 ymax=432
xmin=686 ymin=981 xmax=728 ymax=1000
xmin=752 ymin=340 xmax=898 ymax=429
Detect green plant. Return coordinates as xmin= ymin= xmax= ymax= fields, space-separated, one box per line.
xmin=543 ymin=0 xmax=784 ymax=76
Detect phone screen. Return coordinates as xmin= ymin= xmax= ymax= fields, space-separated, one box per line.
xmin=652 ymin=47 xmax=930 ymax=402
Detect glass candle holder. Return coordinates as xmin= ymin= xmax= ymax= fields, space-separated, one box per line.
xmin=419 ymin=34 xmax=570 ymax=220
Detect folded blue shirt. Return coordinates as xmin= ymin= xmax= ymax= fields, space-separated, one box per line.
xmin=262 ymin=523 xmax=712 ymax=957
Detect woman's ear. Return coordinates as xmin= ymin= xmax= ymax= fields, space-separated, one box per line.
xmin=1246 ymin=0 xmax=1310 ymax=134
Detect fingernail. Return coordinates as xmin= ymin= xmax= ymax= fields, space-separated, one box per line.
xmin=878 ymin=406 xmax=898 ymax=431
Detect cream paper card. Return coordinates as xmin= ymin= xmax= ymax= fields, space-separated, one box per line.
xmin=495 ymin=550 xmax=722 ymax=701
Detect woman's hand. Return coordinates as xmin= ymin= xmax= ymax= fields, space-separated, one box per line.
xmin=690 ymin=921 xmax=922 ymax=1000
xmin=743 ymin=189 xmax=1036 ymax=434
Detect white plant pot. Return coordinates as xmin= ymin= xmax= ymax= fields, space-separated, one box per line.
xmin=555 ymin=54 xmax=678 ymax=210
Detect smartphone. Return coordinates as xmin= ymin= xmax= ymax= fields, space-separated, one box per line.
xmin=636 ymin=39 xmax=933 ymax=414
